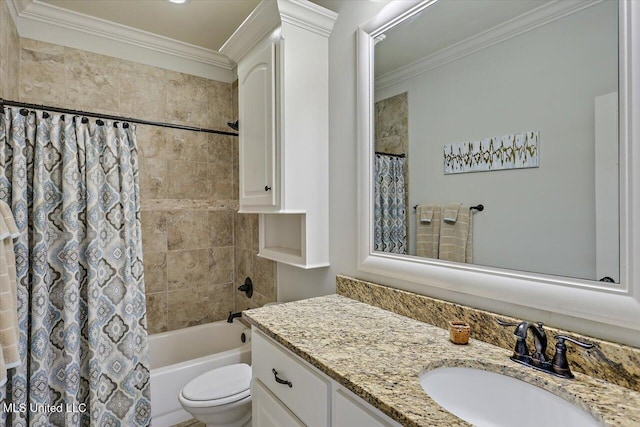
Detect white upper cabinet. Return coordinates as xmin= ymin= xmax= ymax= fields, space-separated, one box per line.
xmin=238 ymin=41 xmax=277 ymax=208
xmin=221 ymin=0 xmax=337 ymax=268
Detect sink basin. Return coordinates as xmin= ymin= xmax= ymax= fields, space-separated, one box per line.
xmin=419 ymin=367 xmax=601 ymax=427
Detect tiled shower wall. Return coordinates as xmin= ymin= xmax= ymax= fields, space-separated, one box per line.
xmin=0 ymin=1 xmax=19 ymax=99
xmin=15 ymin=37 xmax=276 ymax=333
xmin=375 ymin=92 xmax=408 ymax=157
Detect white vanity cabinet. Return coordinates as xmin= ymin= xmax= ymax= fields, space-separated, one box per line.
xmin=251 ymin=329 xmax=402 ymax=427
xmin=221 ymin=0 xmax=336 ymax=269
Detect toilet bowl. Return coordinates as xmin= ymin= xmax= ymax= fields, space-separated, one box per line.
xmin=179 ymin=363 xmax=252 ymax=427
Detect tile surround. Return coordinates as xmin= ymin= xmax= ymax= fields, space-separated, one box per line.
xmin=336 ymin=275 xmax=640 ymax=392
xmin=210 ymin=247 xmax=234 ymax=284
xmin=167 ymin=250 xmax=210 ymax=290
xmin=375 ymin=92 xmax=408 ymax=156
xmin=234 ymin=211 xmax=276 ymax=312
xmin=0 ymin=0 xmax=20 ymax=100
xmin=15 ymin=38 xmax=276 ymax=333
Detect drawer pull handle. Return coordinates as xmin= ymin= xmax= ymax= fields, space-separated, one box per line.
xmin=272 ymin=368 xmax=293 ymax=388
xmin=265 ymin=185 xmax=272 ymax=192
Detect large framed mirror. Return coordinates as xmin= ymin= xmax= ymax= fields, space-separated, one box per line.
xmin=357 ymin=0 xmax=640 ymax=339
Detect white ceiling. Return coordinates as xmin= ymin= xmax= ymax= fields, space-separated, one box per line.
xmin=42 ymin=0 xmax=340 ymax=52
xmin=42 ymin=0 xmax=261 ymax=51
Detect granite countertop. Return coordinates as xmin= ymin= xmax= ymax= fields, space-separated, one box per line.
xmin=243 ymin=294 xmax=640 ymax=427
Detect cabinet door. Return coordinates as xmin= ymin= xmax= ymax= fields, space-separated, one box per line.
xmin=333 ymin=389 xmax=398 ymax=427
xmin=252 ymin=380 xmax=305 ymax=427
xmin=238 ymin=41 xmax=277 ymax=208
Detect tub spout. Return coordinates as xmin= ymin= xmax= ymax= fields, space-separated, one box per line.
xmin=227 ymin=311 xmax=242 ymax=323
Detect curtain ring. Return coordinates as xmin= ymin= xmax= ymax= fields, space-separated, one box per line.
xmin=19 ymin=109 xmax=28 ymax=117
xmin=96 ymin=119 xmax=104 ymax=126
xmin=81 ymin=117 xmax=89 ymax=124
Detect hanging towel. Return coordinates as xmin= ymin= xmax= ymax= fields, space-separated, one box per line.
xmin=442 ymin=204 xmax=459 ymax=223
xmin=416 ymin=204 xmax=441 ymax=258
xmin=0 ymin=200 xmax=20 ymax=387
xmin=417 ymin=204 xmax=433 ymax=223
xmin=439 ymin=204 xmax=473 ymax=263
xmin=0 ymin=202 xmax=20 ymax=239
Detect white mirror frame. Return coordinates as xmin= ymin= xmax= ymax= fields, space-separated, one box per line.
xmin=357 ymin=0 xmax=640 ymax=334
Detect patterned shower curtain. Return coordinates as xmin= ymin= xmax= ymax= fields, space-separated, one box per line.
xmin=374 ymin=153 xmax=407 ymax=254
xmin=0 ymin=107 xmax=150 ymax=427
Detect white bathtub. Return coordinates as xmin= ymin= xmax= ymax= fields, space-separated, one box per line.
xmin=149 ymin=320 xmax=252 ymax=427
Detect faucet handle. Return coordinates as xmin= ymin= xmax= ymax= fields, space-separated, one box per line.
xmin=551 ymin=335 xmax=595 ymax=379
xmin=554 ymin=335 xmax=594 ymax=349
xmin=496 ymin=318 xmax=530 ymax=362
xmin=495 ymin=318 xmax=520 ymax=327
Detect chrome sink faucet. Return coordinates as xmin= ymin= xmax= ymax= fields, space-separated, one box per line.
xmin=496 ymin=318 xmax=594 ymax=379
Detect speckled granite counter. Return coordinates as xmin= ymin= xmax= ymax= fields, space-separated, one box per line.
xmin=336 ymin=276 xmax=640 ymax=392
xmin=243 ymin=295 xmax=640 ymax=427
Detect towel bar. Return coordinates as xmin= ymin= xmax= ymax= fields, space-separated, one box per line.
xmin=413 ymin=204 xmax=484 ymax=212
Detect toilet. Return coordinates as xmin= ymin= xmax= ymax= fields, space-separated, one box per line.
xmin=179 ymin=363 xmax=252 ymax=427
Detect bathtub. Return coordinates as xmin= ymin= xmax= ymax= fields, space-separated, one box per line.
xmin=149 ymin=320 xmax=252 ymax=427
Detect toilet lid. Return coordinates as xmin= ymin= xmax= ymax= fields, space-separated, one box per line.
xmin=182 ymin=363 xmax=251 ymax=403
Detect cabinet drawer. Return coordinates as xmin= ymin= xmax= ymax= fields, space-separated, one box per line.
xmin=252 ymin=330 xmax=329 ymax=427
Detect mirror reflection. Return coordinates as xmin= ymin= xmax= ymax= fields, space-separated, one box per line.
xmin=373 ymin=0 xmax=619 ymax=282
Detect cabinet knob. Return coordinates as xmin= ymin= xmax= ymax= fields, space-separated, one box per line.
xmin=265 ymin=185 xmax=272 ymax=192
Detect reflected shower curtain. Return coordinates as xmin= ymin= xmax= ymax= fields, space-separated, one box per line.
xmin=374 ymin=154 xmax=407 ymax=254
xmin=0 ymin=107 xmax=150 ymax=427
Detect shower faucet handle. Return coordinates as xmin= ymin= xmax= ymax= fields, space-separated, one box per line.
xmin=238 ymin=277 xmax=253 ymax=298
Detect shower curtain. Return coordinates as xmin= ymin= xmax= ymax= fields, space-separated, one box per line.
xmin=374 ymin=153 xmax=407 ymax=254
xmin=0 ymin=107 xmax=150 ymax=427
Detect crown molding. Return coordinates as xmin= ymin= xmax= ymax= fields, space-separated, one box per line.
xmin=6 ymin=0 xmax=236 ymax=82
xmin=220 ymin=0 xmax=281 ymax=63
xmin=375 ymin=0 xmax=604 ymax=91
xmin=279 ymin=0 xmax=337 ymax=38
xmin=221 ymin=0 xmax=336 ymax=63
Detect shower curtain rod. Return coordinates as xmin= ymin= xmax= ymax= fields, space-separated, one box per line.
xmin=0 ymin=98 xmax=239 ymax=136
xmin=375 ymin=151 xmax=406 ymax=158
